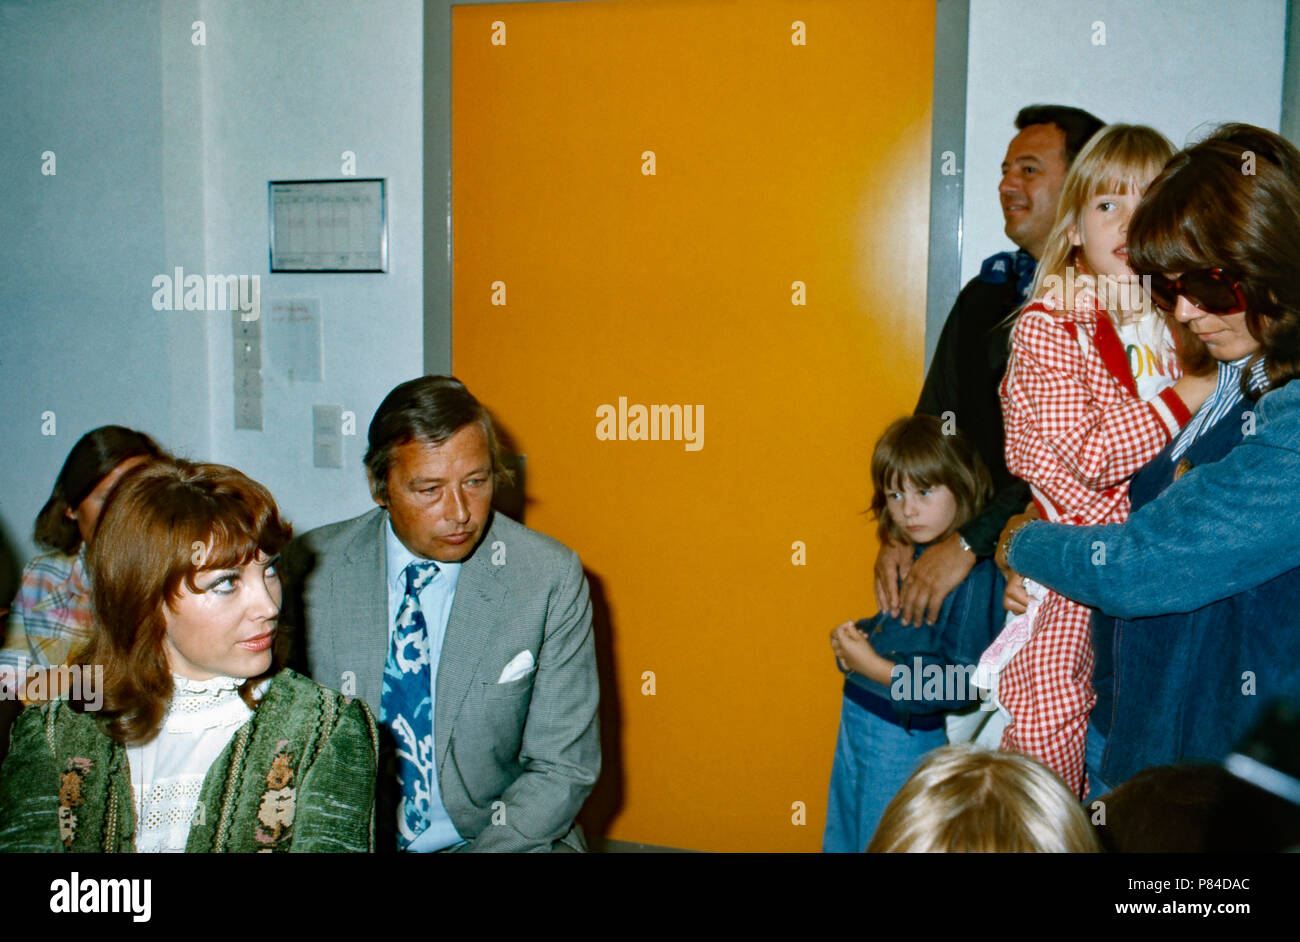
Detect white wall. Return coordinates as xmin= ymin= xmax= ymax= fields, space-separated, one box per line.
xmin=0 ymin=0 xmax=422 ymax=580
xmin=0 ymin=0 xmax=201 ymax=579
xmin=960 ymin=0 xmax=1287 ymax=284
xmin=197 ymin=0 xmax=424 ymax=533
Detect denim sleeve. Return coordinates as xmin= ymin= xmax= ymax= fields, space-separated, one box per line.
xmin=1007 ymin=389 xmax=1300 ymax=619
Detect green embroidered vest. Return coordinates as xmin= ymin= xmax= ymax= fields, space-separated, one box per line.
xmin=0 ymin=669 xmax=377 ymax=853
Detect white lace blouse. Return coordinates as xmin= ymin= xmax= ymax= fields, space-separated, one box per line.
xmin=126 ymin=674 xmax=264 ymax=853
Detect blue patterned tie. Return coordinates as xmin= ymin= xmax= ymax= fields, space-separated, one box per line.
xmin=380 ymin=560 xmax=439 ymax=849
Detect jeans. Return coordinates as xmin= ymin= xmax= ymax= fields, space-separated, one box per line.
xmin=1082 ymin=719 xmax=1113 ymax=805
xmin=823 ymin=695 xmax=946 ymax=852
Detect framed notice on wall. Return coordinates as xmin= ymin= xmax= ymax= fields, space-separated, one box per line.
xmin=268 ymin=178 xmax=388 ymax=272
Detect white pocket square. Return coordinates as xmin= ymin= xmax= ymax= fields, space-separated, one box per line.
xmin=496 ymin=650 xmax=535 ymax=684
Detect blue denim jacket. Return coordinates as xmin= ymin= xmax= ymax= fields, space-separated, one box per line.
xmin=843 ymin=549 xmax=1005 ymax=719
xmin=1009 ymin=379 xmax=1300 ymax=784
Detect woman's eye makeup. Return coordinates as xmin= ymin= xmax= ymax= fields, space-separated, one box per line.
xmin=203 ymin=572 xmax=239 ymax=593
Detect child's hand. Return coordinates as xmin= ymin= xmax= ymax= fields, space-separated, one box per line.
xmin=1003 ymin=579 xmax=1030 ymax=615
xmin=830 ymin=620 xmax=889 ymax=682
xmin=829 ymin=620 xmax=861 ymax=671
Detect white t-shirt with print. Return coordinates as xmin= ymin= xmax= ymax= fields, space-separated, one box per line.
xmin=1114 ymin=310 xmax=1180 ymax=401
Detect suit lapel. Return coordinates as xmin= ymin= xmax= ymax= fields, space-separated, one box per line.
xmin=332 ymin=508 xmax=390 ymax=711
xmin=436 ymin=513 xmax=506 ymax=768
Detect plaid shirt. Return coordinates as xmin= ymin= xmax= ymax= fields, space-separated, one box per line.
xmin=997 ymin=292 xmax=1192 ymax=794
xmin=0 ymin=550 xmax=93 ymax=686
xmin=1001 ymin=294 xmax=1191 ymax=523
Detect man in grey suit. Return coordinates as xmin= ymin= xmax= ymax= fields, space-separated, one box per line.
xmin=282 ymin=375 xmax=599 ymax=852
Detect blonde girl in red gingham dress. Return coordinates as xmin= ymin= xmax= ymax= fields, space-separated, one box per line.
xmin=992 ymin=126 xmax=1217 ymax=796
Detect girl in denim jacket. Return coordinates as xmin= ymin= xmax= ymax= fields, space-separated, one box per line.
xmin=823 ymin=415 xmax=1004 ymax=852
xmin=988 ymin=126 xmax=1218 ymax=796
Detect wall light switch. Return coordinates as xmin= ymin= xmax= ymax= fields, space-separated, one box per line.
xmin=232 ymin=312 xmax=264 ymax=431
xmin=313 ymin=404 xmax=344 ymax=468
xmin=235 ymin=395 xmax=263 ymax=431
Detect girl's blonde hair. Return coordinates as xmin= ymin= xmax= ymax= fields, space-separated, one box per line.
xmin=1023 ymin=123 xmax=1176 ymax=313
xmin=866 ymin=744 xmax=1101 ymax=853
xmin=869 ymin=415 xmax=992 ymax=545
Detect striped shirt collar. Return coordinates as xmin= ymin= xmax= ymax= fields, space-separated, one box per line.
xmin=1170 ymin=355 xmax=1269 ymax=460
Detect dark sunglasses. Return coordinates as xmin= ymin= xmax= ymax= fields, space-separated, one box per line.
xmin=1145 ymin=268 xmax=1247 ymax=316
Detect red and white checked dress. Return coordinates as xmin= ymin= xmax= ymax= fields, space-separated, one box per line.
xmin=998 ymin=290 xmax=1190 ymax=795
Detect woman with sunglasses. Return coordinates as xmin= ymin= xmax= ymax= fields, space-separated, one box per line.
xmin=997 ymin=123 xmax=1300 ymax=798
xmin=0 ymin=459 xmax=377 ymax=852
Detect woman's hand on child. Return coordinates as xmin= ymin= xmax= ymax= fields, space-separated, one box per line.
xmin=896 ymin=533 xmax=975 ymax=627
xmin=873 ymin=538 xmax=913 ymax=617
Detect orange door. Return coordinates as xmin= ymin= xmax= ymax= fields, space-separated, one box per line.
xmin=453 ymin=0 xmax=935 ymax=851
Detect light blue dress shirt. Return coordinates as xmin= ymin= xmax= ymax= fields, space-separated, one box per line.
xmin=384 ymin=516 xmax=465 ymax=852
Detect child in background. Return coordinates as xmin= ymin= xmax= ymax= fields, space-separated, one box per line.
xmin=823 ymin=415 xmax=1005 ymax=852
xmin=989 ymin=125 xmax=1217 ymax=796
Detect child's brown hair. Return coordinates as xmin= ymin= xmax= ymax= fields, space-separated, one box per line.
xmin=869 ymin=415 xmax=992 ymax=545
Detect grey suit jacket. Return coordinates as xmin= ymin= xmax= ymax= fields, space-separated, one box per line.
xmin=281 ymin=507 xmax=600 ymax=852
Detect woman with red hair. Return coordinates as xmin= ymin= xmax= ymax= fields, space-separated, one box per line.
xmin=0 ymin=459 xmax=377 ymax=852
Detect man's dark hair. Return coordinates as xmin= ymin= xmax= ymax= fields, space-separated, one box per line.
xmin=364 ymin=375 xmax=513 ymax=503
xmin=1015 ymin=104 xmax=1105 ymax=166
